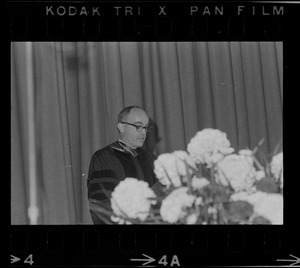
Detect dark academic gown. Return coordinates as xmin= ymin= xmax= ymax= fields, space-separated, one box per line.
xmin=87 ymin=141 xmax=160 ymax=224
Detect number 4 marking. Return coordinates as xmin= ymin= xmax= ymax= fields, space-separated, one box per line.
xmin=24 ymin=254 xmax=34 ymax=265
xmin=158 ymin=255 xmax=168 ymax=266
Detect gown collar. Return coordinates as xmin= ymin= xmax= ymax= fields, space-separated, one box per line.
xmin=110 ymin=140 xmax=139 ymax=157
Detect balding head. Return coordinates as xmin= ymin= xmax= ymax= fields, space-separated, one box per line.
xmin=117 ymin=106 xmax=150 ymax=148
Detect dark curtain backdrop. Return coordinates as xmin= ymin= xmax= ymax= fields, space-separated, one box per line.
xmin=11 ymin=42 xmax=283 ymax=224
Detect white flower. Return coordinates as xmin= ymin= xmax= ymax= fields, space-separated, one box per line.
xmin=255 ymin=170 xmax=266 ymax=181
xmin=231 ymin=191 xmax=283 ymax=224
xmin=191 ymin=176 xmax=210 ymax=190
xmin=195 ymin=197 xmax=203 ymax=205
xmin=111 ymin=215 xmax=132 ymax=225
xmin=186 ymin=213 xmax=198 ymax=224
xmin=111 ymin=178 xmax=156 ymax=221
xmin=160 ymin=187 xmax=195 ymax=223
xmin=210 ymin=153 xmax=225 ymax=164
xmin=208 ymin=206 xmax=218 ymax=215
xmin=154 ymin=151 xmax=196 ymax=188
xmin=238 ymin=149 xmax=253 ymax=157
xmin=187 ymin=128 xmax=234 ymax=167
xmin=271 ymin=152 xmax=283 ymax=189
xmin=216 ymin=154 xmax=256 ymax=192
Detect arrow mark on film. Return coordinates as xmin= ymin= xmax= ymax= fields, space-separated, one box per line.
xmin=10 ymin=255 xmax=21 ymax=264
xmin=277 ymin=254 xmax=300 ymax=266
xmin=131 ymin=253 xmax=156 ymax=266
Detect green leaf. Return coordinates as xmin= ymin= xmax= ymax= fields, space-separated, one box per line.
xmin=210 ymin=184 xmax=231 ymax=203
xmin=251 ymin=216 xmax=271 ymax=224
xmin=255 ymin=176 xmax=279 ymax=193
xmin=223 ymin=201 xmax=254 ymax=223
xmin=272 ymin=140 xmax=283 ymax=157
xmin=195 ymin=163 xmax=203 ymax=178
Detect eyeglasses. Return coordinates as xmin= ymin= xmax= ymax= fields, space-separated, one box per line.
xmin=121 ymin=122 xmax=152 ymax=133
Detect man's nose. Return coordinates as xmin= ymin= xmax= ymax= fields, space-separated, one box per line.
xmin=140 ymin=128 xmax=147 ymax=135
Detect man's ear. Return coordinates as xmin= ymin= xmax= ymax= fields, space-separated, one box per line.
xmin=117 ymin=123 xmax=124 ymax=133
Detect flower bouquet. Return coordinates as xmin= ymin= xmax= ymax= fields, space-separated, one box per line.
xmin=90 ymin=128 xmax=283 ymax=225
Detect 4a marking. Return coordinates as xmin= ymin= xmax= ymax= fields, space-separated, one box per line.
xmin=131 ymin=254 xmax=180 ymax=266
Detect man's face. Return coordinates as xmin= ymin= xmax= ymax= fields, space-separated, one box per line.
xmin=119 ymin=108 xmax=149 ymax=148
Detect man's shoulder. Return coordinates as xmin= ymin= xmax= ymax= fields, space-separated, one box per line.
xmin=92 ymin=142 xmax=118 ymax=158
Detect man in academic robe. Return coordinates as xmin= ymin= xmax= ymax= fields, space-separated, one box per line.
xmin=87 ymin=106 xmax=160 ymax=224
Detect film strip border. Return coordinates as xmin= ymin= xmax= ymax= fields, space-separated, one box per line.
xmin=10 ymin=226 xmax=300 ymax=267
xmin=5 ymin=1 xmax=296 ymax=41
xmin=7 ymin=1 xmax=300 ymax=267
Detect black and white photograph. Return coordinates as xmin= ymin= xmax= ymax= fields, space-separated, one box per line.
xmin=11 ymin=41 xmax=283 ymax=225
